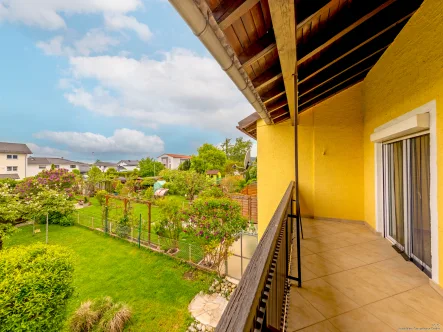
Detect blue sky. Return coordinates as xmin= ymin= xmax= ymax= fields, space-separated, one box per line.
xmin=0 ymin=0 xmax=256 ymax=162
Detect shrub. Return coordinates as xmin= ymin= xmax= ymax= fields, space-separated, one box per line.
xmin=198 ymin=186 xmax=225 ymax=198
xmin=59 ymin=214 xmax=75 ymax=226
xmin=159 ymin=170 xmax=207 ymax=200
xmin=0 ymin=244 xmax=74 ymax=331
xmin=184 ymin=197 xmax=247 ymax=275
xmin=155 ymin=197 xmax=188 ymax=250
xmin=95 ymin=190 xmax=108 ymax=206
xmin=220 ymin=175 xmax=243 ymax=193
xmin=69 ymin=297 xmax=131 ymax=332
xmin=115 ymin=215 xmax=130 ymax=238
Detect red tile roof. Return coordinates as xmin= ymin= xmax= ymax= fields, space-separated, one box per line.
xmin=206 ymin=170 xmax=220 ymax=175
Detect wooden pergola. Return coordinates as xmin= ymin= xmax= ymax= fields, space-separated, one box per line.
xmin=199 ymin=0 xmax=423 ymax=138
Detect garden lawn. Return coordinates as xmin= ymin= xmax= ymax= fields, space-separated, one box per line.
xmin=5 ymin=225 xmax=214 ymax=331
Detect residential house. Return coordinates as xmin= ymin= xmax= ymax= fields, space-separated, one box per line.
xmin=171 ymin=0 xmax=443 ymax=331
xmin=117 ymin=160 xmax=140 ymax=172
xmin=27 ymin=157 xmax=90 ymax=176
xmin=94 ymin=161 xmax=118 ymax=172
xmin=0 ymin=142 xmax=32 ymax=179
xmin=157 ymin=153 xmax=191 ymax=170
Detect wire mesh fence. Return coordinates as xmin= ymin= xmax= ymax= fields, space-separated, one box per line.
xmin=76 ymin=211 xmax=208 ymax=269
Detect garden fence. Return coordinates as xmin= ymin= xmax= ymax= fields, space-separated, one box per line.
xmin=76 ymin=211 xmax=257 ymax=280
xmin=76 ymin=212 xmax=206 ymax=267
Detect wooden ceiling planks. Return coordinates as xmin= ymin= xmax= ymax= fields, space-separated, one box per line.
xmin=201 ymin=0 xmax=422 ymax=131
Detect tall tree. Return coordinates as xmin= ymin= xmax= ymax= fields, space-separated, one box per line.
xmin=191 ymin=143 xmax=227 ymax=174
xmin=139 ymin=157 xmax=165 ymax=177
xmin=228 ymin=137 xmax=253 ymax=162
xmin=220 ymin=138 xmax=231 ymax=156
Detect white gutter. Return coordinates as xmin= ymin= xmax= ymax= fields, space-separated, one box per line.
xmin=169 ymin=0 xmax=272 ymax=125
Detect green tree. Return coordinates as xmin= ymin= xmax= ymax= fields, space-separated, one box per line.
xmin=161 ymin=170 xmax=207 ymax=200
xmin=105 ymin=167 xmax=118 ymax=179
xmin=86 ymin=166 xmax=103 ymax=195
xmin=139 ymin=157 xmax=165 ymax=177
xmin=178 ymin=159 xmax=191 ymax=171
xmin=228 ymin=137 xmax=253 ymax=162
xmin=190 ymin=143 xmax=227 ymax=174
xmin=0 ymin=184 xmax=21 ymax=249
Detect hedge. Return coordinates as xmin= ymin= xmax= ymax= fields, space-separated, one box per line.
xmin=0 ymin=243 xmax=75 ymax=331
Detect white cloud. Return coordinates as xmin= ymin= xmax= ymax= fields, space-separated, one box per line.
xmin=34 ymin=128 xmax=164 ymax=154
xmin=37 ymin=30 xmax=119 ymax=56
xmin=104 ymin=14 xmax=152 ymax=41
xmin=0 ymin=0 xmax=142 ymax=30
xmin=27 ymin=143 xmax=71 ymax=157
xmin=63 ymin=49 xmax=253 ymax=135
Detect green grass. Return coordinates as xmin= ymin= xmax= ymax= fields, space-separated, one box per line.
xmin=5 ymin=225 xmax=214 ymax=331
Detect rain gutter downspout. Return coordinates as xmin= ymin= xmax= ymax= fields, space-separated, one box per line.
xmin=168 ymin=0 xmax=272 ymax=125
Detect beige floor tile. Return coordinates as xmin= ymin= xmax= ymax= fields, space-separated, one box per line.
xmin=329 ymin=308 xmax=394 ymax=332
xmin=291 ymin=261 xmax=320 ymax=282
xmin=322 ymin=270 xmax=390 ymax=306
xmin=301 ymin=238 xmax=354 ymax=254
xmin=297 ymin=320 xmax=339 ymax=332
xmin=293 ymin=244 xmax=316 ymax=257
xmin=394 ymin=285 xmax=443 ymax=325
xmin=338 ymin=244 xmax=393 ymax=264
xmin=301 ymin=254 xmax=343 ymax=277
xmin=364 ymin=297 xmax=440 ymax=331
xmin=287 ymin=290 xmax=326 ymax=331
xmin=317 ymin=250 xmax=366 ymax=270
xmin=353 ymin=264 xmax=418 ymax=296
xmin=370 ymin=257 xmax=429 ymax=287
xmin=297 ymin=279 xmax=359 ymax=318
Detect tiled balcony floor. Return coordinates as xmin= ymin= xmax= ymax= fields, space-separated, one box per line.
xmin=287 ymin=218 xmax=443 ymax=332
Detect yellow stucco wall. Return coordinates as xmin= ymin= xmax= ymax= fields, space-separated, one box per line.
xmin=257 ymin=0 xmax=443 ymax=284
xmin=299 ymin=84 xmax=365 ymax=221
xmin=362 ymin=0 xmax=443 ymax=284
xmin=257 ymin=119 xmax=295 ymax=238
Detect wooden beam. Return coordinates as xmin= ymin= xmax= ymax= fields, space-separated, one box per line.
xmin=244 ymin=122 xmax=257 ymax=132
xmin=267 ymin=98 xmax=288 ymax=113
xmin=213 ymin=0 xmax=261 ymax=30
xmin=236 ymin=126 xmax=257 ymax=139
xmin=252 ymin=64 xmax=282 ymax=90
xmin=270 ymin=107 xmax=289 ymax=118
xmin=261 ymin=85 xmax=286 ymax=104
xmin=300 ymin=67 xmax=371 ymax=107
xmin=299 ymin=45 xmax=389 ymax=97
xmin=299 ymin=12 xmax=414 ymax=84
xmin=273 ymin=113 xmax=290 ymax=124
xmin=298 ymin=0 xmax=396 ymax=64
xmin=300 ymin=79 xmax=365 ymax=113
xmin=297 ymin=0 xmax=340 ymax=30
xmin=268 ymin=0 xmax=297 ymax=120
xmin=238 ymin=31 xmax=276 ymax=68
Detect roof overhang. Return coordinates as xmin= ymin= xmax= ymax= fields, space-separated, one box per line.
xmin=169 ymin=0 xmax=423 ymax=126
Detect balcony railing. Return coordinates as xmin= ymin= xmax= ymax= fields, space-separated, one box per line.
xmin=216 ymin=181 xmax=301 ymax=332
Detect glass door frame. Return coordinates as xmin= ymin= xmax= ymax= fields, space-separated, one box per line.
xmin=382 ymin=133 xmax=432 ymax=275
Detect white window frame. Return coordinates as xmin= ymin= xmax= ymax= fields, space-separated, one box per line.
xmin=373 ymin=100 xmax=438 ymax=283
xmin=70 ymin=165 xmax=76 ymax=169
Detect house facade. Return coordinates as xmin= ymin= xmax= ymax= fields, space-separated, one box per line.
xmin=94 ymin=161 xmax=118 ymax=172
xmin=0 ymin=142 xmax=32 ymax=179
xmin=117 ymin=160 xmax=140 ymax=172
xmin=171 ymin=0 xmax=443 ymax=330
xmin=157 ymin=154 xmax=191 ymax=170
xmin=27 ymin=157 xmax=90 ymax=176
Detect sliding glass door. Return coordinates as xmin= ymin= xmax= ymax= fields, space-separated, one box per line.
xmin=383 ymin=134 xmax=431 ymax=275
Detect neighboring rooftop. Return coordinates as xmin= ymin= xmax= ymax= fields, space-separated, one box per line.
xmin=94 ymin=161 xmax=118 ymax=167
xmin=0 ymin=174 xmax=20 ymax=179
xmin=28 ymin=157 xmax=82 ymax=165
xmin=160 ymin=154 xmax=191 ymax=159
xmin=0 ymin=142 xmax=32 ymax=154
xmin=118 ymin=160 xmax=140 ymax=166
